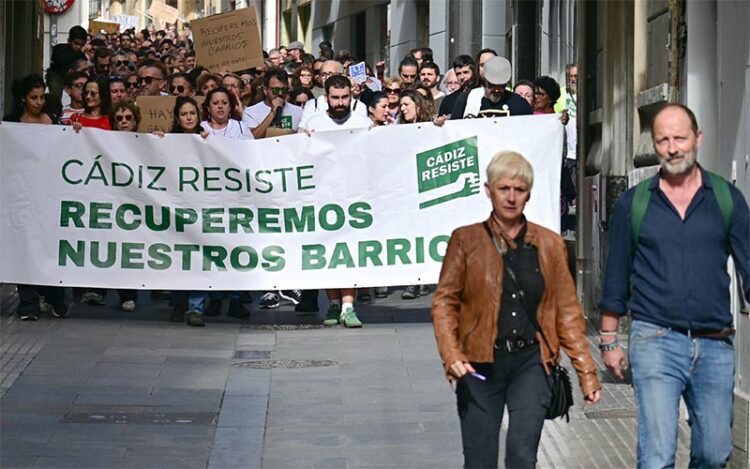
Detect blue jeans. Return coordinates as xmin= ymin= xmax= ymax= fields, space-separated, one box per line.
xmin=629 ymin=319 xmax=735 ymax=469
xmin=187 ymin=291 xmax=240 ymax=314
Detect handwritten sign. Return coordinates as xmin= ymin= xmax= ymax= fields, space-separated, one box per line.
xmin=112 ymin=14 xmax=138 ymax=31
xmin=148 ymin=0 xmax=179 ymax=25
xmin=89 ymin=19 xmax=120 ymax=34
xmin=192 ymin=8 xmax=263 ymax=73
xmin=348 ymin=62 xmax=367 ymax=84
xmin=137 ymin=96 xmax=204 ymax=133
xmin=137 ymin=96 xmax=176 ymax=133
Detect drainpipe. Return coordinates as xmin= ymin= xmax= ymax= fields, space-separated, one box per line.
xmin=667 ymin=0 xmax=682 ymax=102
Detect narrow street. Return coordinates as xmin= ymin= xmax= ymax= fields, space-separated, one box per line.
xmin=0 ymin=288 xmax=690 ymax=468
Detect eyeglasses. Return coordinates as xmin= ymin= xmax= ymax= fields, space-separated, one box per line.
xmin=139 ymin=76 xmax=162 ymax=85
xmin=170 ymin=85 xmax=185 ymax=94
xmin=319 ymin=72 xmax=335 ymax=79
xmin=386 ymin=88 xmax=401 ymax=95
xmin=115 ymin=114 xmax=134 ymax=122
xmin=125 ymin=82 xmax=139 ymax=89
xmin=270 ymin=87 xmax=289 ymax=95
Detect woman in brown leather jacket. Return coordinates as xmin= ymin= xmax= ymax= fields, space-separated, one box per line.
xmin=431 ymin=151 xmax=601 ymax=468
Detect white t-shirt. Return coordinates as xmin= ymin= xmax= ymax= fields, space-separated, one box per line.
xmin=200 ymin=119 xmax=253 ymax=140
xmin=241 ymin=101 xmax=303 ymax=131
xmin=301 ymin=112 xmax=371 ymax=132
xmin=299 ymin=95 xmax=368 ymax=129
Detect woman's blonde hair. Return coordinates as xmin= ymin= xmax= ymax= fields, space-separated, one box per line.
xmin=486 ymin=151 xmax=534 ymax=189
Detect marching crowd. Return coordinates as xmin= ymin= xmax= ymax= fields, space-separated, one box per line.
xmin=6 ymin=21 xmax=749 ymax=469
xmin=4 ymin=23 xmax=576 ymax=328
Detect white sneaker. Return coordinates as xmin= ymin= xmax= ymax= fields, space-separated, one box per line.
xmin=121 ymin=300 xmax=136 ymax=312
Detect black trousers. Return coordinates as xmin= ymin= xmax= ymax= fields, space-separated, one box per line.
xmin=17 ymin=285 xmax=66 ymax=315
xmin=456 ymin=344 xmax=550 ymax=469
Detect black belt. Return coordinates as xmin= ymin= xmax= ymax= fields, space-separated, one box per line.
xmin=670 ymin=326 xmax=735 ymax=339
xmin=494 ymin=337 xmax=537 ymax=352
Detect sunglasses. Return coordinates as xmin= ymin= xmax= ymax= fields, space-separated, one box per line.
xmin=115 ymin=114 xmax=134 ymax=122
xmin=125 ymin=82 xmax=139 ymax=89
xmin=170 ymin=85 xmax=185 ymax=94
xmin=113 ymin=60 xmax=129 ymax=67
xmin=270 ymin=87 xmax=289 ymax=95
xmin=139 ymin=76 xmax=162 ymax=85
xmin=386 ymin=88 xmax=401 ymax=94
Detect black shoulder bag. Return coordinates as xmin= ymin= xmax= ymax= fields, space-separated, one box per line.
xmin=482 ymin=222 xmax=574 ymax=422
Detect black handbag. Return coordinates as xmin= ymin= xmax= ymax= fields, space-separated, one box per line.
xmin=482 ymin=222 xmax=574 ymax=422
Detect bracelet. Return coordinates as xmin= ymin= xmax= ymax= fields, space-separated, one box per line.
xmin=599 ymin=340 xmax=620 ymax=352
xmin=599 ymin=330 xmax=618 ymax=336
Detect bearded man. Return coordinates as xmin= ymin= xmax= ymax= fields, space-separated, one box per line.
xmin=599 ymin=103 xmax=749 ymax=468
xmin=450 ymin=56 xmax=532 ymax=119
xmin=297 ymin=74 xmax=370 ymax=328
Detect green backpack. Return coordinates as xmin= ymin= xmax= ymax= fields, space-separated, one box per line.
xmin=631 ymin=171 xmax=734 ymax=245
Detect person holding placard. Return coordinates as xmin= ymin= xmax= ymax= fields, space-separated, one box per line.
xmin=3 ymin=75 xmax=68 ymax=320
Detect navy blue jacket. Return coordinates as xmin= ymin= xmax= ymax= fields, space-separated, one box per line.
xmin=599 ymin=167 xmax=750 ymax=330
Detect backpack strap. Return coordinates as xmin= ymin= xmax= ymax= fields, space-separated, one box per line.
xmin=631 ymin=171 xmax=734 ymax=247
xmin=706 ymin=171 xmax=733 ymax=231
xmin=630 ymin=177 xmax=653 ymax=245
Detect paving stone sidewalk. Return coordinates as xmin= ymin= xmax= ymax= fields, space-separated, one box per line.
xmin=1 ymin=287 xmax=690 ymax=468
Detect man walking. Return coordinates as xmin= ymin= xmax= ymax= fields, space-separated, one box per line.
xmin=299 ymin=74 xmax=370 ymax=327
xmin=599 ymin=103 xmax=750 ymax=468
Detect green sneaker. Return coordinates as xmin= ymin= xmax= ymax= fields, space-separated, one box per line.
xmin=341 ymin=307 xmax=362 ymax=328
xmin=323 ymin=303 xmax=341 ymax=326
xmin=185 ymin=311 xmax=205 ymax=327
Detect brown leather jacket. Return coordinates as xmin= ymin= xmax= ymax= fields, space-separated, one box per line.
xmin=431 ymin=215 xmax=601 ymax=396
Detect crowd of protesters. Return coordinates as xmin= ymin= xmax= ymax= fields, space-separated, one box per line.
xmin=4 ymin=22 xmax=577 ymax=328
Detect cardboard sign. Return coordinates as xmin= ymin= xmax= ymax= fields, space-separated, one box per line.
xmin=348 ymin=62 xmax=367 ymax=84
xmin=148 ymin=0 xmax=179 ymax=25
xmin=112 ymin=14 xmax=138 ymax=31
xmin=89 ymin=19 xmax=120 ymax=34
xmin=137 ymin=96 xmax=205 ymax=133
xmin=192 ymin=8 xmax=263 ymax=73
xmin=137 ymin=96 xmax=176 ymax=133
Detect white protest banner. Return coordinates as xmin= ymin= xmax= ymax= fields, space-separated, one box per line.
xmin=192 ymin=8 xmax=263 ymax=73
xmin=0 ymin=116 xmax=562 ymax=290
xmin=113 ymin=14 xmax=138 ymax=31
